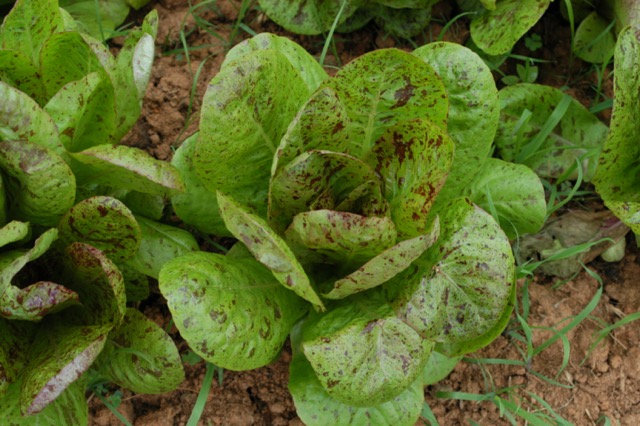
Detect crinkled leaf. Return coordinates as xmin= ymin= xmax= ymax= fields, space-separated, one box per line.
xmin=0 ymin=82 xmax=64 ymax=156
xmin=574 ymin=12 xmax=616 ymax=64
xmin=0 ymin=221 xmax=29 ymax=249
xmin=470 ymin=0 xmax=552 ymax=55
xmin=289 ymin=345 xmax=423 ymax=426
xmin=495 ymin=83 xmax=608 ymax=180
xmin=393 ymin=198 xmax=514 ymax=345
xmin=0 ymin=50 xmax=46 ymax=103
xmin=302 ymin=292 xmax=432 ymax=406
xmin=39 ymin=31 xmax=107 ymax=100
xmin=326 ymin=49 xmax=448 ymax=157
xmin=272 ymin=87 xmax=355 ymax=177
xmin=412 ymin=42 xmax=498 ymax=206
xmin=70 ymin=144 xmax=185 ymax=197
xmin=1 ymin=0 xmax=64 ymax=66
xmin=0 ymin=141 xmax=75 ymax=227
xmin=95 ymin=308 xmax=184 ymax=394
xmin=223 ymin=32 xmax=328 ymax=92
xmin=44 ymin=72 xmax=117 ymax=152
xmin=467 ymin=158 xmax=546 ymax=239
xmin=284 ymin=210 xmax=397 ymax=268
xmin=171 ymin=133 xmax=230 ymax=236
xmin=127 ymin=216 xmax=199 ymax=279
xmin=269 ymin=150 xmax=384 ymax=233
xmin=363 ymin=119 xmax=454 ymax=238
xmin=257 ymin=0 xmax=362 ymax=35
xmin=21 ymin=324 xmax=106 ymax=415
xmin=593 ymin=26 xmax=640 ymax=234
xmin=159 ymin=251 xmax=307 ymax=370
xmin=59 ymin=0 xmax=129 ymax=40
xmin=196 ymin=50 xmax=311 ymax=215
xmin=0 ymin=280 xmax=80 ymax=322
xmin=57 ymin=196 xmax=142 ymax=262
xmin=218 ymin=192 xmax=324 ymax=311
xmin=322 ymin=220 xmax=439 ymax=299
xmin=0 ymin=377 xmax=88 ymax=425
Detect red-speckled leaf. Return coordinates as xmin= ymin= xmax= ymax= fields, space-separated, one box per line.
xmin=301 ymin=292 xmax=432 ymax=406
xmin=269 ymin=150 xmax=384 ymax=233
xmin=218 ymin=192 xmax=324 ymax=311
xmin=256 ymin=1 xmax=361 ymax=35
xmin=322 ymin=218 xmax=439 ymax=300
xmin=94 ymin=308 xmax=184 ymax=394
xmin=57 ymin=197 xmax=141 ymax=263
xmin=70 ymin=144 xmax=185 ymax=197
xmin=159 ymin=251 xmax=307 ymax=370
xmin=0 ymin=318 xmax=37 ymax=396
xmin=0 ymin=50 xmax=46 ymax=103
xmin=325 ymin=49 xmax=448 ymax=158
xmin=362 ymin=119 xmax=454 ymax=238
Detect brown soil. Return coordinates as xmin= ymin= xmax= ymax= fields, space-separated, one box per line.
xmin=90 ymin=1 xmax=638 ymax=425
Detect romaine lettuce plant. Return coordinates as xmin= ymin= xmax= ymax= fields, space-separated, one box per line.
xmin=163 ymin=33 xmax=546 ymax=424
xmin=0 ymin=1 xmax=193 ymax=422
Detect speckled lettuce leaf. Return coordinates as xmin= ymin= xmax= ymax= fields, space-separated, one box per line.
xmin=59 ymin=0 xmax=129 ymax=41
xmin=495 ymin=83 xmax=608 ymax=181
xmin=412 ymin=42 xmax=499 ymax=207
xmin=284 ymin=210 xmax=397 ymax=268
xmin=1 ymin=0 xmax=64 ymax=66
xmin=326 ymin=49 xmax=448 ymax=157
xmin=0 ymin=140 xmax=75 ymax=227
xmin=0 ymin=377 xmax=87 ymax=425
xmin=159 ymin=251 xmax=307 ymax=370
xmin=467 ymin=158 xmax=546 ymax=239
xmin=373 ymin=4 xmax=432 ymax=39
xmin=301 ymin=291 xmax=432 ymax=406
xmin=94 ymin=308 xmax=184 ymax=394
xmin=223 ymin=33 xmax=328 ymax=92
xmin=593 ymin=26 xmax=640 ymax=234
xmin=0 ymin=82 xmax=64 ymax=156
xmin=126 ymin=216 xmax=199 ymax=279
xmin=70 ymin=144 xmax=184 ymax=197
xmin=44 ymin=72 xmax=117 ymax=152
xmin=57 ymin=196 xmax=142 ymax=263
xmin=0 ymin=318 xmax=36 ymax=397
xmin=218 ymin=192 xmax=324 ymax=311
xmin=393 ymin=198 xmax=514 ymax=346
xmin=117 ymin=263 xmax=150 ymax=302
xmin=470 ymin=0 xmax=553 ymax=55
xmin=0 ymin=50 xmax=46 ymax=104
xmin=363 ymin=119 xmax=453 ymax=238
xmin=574 ymin=12 xmax=616 ymax=64
xmin=322 ymin=220 xmax=439 ymax=300
xmin=171 ymin=133 xmax=230 ymax=236
xmin=0 ymin=221 xmax=30 ymax=249
xmin=257 ymin=0 xmax=362 ymax=35
xmin=289 ymin=333 xmax=423 ymax=426
xmin=0 ymin=229 xmax=80 ymax=321
xmin=272 ymin=87 xmax=355 ymax=177
xmin=269 ymin=150 xmax=383 ymax=233
xmin=422 ymin=351 xmax=462 ymax=386
xmin=196 ymin=50 xmax=311 ymax=216
xmin=115 ymin=190 xmax=164 ymax=221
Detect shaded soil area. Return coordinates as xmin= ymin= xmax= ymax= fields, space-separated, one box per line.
xmin=91 ymin=1 xmax=638 ymax=424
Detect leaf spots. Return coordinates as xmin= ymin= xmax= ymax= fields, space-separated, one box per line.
xmin=391 ymin=77 xmax=416 ymax=109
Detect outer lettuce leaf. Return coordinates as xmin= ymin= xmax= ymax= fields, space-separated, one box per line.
xmin=159 ymin=251 xmax=307 ymax=370
xmin=0 ymin=50 xmax=46 ymax=103
xmin=0 ymin=221 xmax=30 ymax=249
xmin=57 ymin=196 xmax=142 ymax=263
xmin=171 ymin=133 xmax=230 ymax=236
xmin=59 ymin=0 xmax=129 ymax=41
xmin=0 ymin=82 xmax=64 ymax=156
xmin=393 ymin=198 xmax=514 ymax=346
xmin=0 ymin=317 xmax=37 ymax=396
xmin=495 ymin=83 xmax=608 ymax=181
xmin=593 ymin=26 xmax=640 ymax=234
xmin=94 ymin=308 xmax=184 ymax=394
xmin=422 ymin=350 xmax=462 ymax=386
xmin=289 ymin=332 xmax=423 ymax=426
xmin=196 ymin=49 xmax=312 ymax=215
xmin=0 ymin=140 xmax=75 ymax=227
xmin=470 ymin=0 xmax=553 ymax=55
xmin=218 ymin=192 xmax=324 ymax=311
xmin=223 ymin=32 xmax=328 ymax=92
xmin=301 ymin=291 xmax=432 ymax=406
xmin=326 ymin=49 xmax=448 ymax=157
xmin=257 ymin=0 xmax=363 ymax=35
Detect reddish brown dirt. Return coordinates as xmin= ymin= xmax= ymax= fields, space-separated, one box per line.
xmin=90 ymin=1 xmax=638 ymax=425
